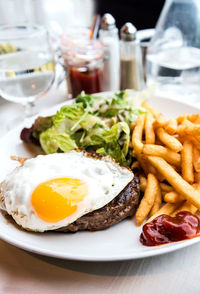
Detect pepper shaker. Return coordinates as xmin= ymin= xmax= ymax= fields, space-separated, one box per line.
xmin=120 ymin=22 xmax=145 ymax=90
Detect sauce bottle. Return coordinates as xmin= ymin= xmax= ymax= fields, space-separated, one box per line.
xmin=62 ymin=31 xmax=104 ymax=98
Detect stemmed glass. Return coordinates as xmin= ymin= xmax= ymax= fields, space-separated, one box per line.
xmin=0 ymin=24 xmax=55 ymax=118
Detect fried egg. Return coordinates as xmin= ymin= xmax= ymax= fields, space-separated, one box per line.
xmin=0 ymin=150 xmax=134 ymax=232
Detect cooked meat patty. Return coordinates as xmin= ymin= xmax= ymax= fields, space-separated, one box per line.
xmin=57 ymin=175 xmax=140 ymax=232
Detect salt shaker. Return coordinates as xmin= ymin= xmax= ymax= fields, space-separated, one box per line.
xmin=120 ymin=22 xmax=144 ymax=90
xmin=99 ymin=13 xmax=120 ymax=91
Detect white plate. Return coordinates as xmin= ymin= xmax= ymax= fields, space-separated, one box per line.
xmin=0 ymin=95 xmax=200 ymax=262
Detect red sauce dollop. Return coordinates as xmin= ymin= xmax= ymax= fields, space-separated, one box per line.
xmin=140 ymin=211 xmax=200 ymax=246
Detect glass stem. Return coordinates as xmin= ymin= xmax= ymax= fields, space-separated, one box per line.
xmin=24 ymin=101 xmax=35 ymax=118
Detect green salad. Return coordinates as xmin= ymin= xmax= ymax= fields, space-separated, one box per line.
xmin=29 ymin=90 xmax=151 ymax=167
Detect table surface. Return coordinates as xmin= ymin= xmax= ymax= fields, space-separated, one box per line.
xmin=0 ymin=88 xmax=200 ymax=294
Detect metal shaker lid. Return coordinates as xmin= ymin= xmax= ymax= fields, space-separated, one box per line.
xmin=120 ymin=22 xmax=137 ymax=41
xmin=100 ymin=13 xmax=116 ymax=30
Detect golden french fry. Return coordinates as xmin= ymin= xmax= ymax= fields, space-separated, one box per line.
xmin=164 ymin=191 xmax=185 ymax=203
xmin=132 ymin=114 xmax=145 ymax=154
xmin=157 ymin=128 xmax=183 ymax=152
xmin=147 ymin=156 xmax=200 ymax=209
xmin=133 ymin=138 xmax=144 ymax=154
xmin=171 ymin=201 xmax=197 ymax=216
xmin=164 ymin=119 xmax=177 ymax=135
xmin=138 ymin=154 xmax=165 ymax=181
xmin=141 ymin=102 xmax=166 ymax=127
xmin=139 ymin=175 xmax=147 ymax=192
xmin=177 ymin=114 xmax=199 ymax=124
xmin=194 ymin=172 xmax=200 ymax=185
xmin=147 ymin=202 xmax=183 ymax=223
xmin=160 ymin=183 xmax=174 ymax=193
xmin=137 ymin=153 xmax=156 ymax=176
xmin=149 ymin=180 xmax=162 ymax=216
xmin=187 ymin=114 xmax=200 ymax=123
xmin=181 ymin=140 xmax=194 ymax=183
xmin=142 ymin=144 xmax=181 ymax=167
xmin=145 ymin=114 xmax=155 ymax=144
xmin=136 ymin=173 xmax=158 ymax=226
xmin=193 ymin=146 xmax=200 ymax=172
xmin=156 ymin=172 xmax=165 ymax=182
xmin=194 ymin=115 xmax=200 ymax=124
xmin=180 ymin=135 xmax=200 ymax=151
xmin=130 ymin=122 xmax=136 ymax=131
xmin=177 ymin=119 xmax=200 ymax=136
xmin=177 ymin=114 xmax=187 ymax=124
xmin=153 ymin=117 xmax=167 ymax=128
xmin=131 ymin=161 xmax=140 ymax=170
xmin=141 ymin=101 xmax=160 ymax=119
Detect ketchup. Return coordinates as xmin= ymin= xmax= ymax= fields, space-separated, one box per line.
xmin=140 ymin=211 xmax=200 ymax=246
xmin=68 ymin=66 xmax=103 ymax=98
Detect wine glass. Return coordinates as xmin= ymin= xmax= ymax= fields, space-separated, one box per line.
xmin=0 ymin=24 xmax=55 ymax=118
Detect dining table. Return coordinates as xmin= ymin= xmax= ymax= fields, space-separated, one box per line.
xmin=0 ymin=83 xmax=200 ymax=294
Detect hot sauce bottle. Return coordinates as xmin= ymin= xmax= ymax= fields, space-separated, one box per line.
xmin=62 ymin=35 xmax=104 ymax=98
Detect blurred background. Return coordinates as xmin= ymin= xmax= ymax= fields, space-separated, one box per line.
xmin=0 ymin=0 xmax=164 ymax=30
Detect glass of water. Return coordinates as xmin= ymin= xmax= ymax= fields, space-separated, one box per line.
xmin=0 ymin=24 xmax=55 ymax=117
xmin=146 ymin=0 xmax=200 ymax=104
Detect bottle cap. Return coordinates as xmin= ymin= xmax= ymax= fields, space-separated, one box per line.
xmin=120 ymin=22 xmax=137 ymax=41
xmin=100 ymin=13 xmax=116 ymax=30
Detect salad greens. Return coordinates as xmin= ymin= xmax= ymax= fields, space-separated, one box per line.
xmin=35 ymin=90 xmax=148 ymax=166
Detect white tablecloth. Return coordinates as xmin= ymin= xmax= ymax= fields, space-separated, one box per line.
xmin=0 ymin=89 xmax=200 ymax=294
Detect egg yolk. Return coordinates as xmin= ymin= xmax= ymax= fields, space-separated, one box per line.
xmin=31 ymin=178 xmax=88 ymax=223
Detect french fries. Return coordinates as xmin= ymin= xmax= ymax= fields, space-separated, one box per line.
xmin=143 ymin=144 xmax=181 ymax=166
xmin=136 ymin=173 xmax=157 ymax=226
xmin=160 ymin=183 xmax=173 ymax=193
xmin=193 ymin=146 xmax=200 ymax=172
xmin=139 ymin=175 xmax=147 ymax=192
xmin=164 ymin=119 xmax=177 ymax=135
xmin=177 ymin=119 xmax=200 ymax=136
xmin=164 ymin=191 xmax=184 ymax=203
xmin=147 ymin=202 xmax=183 ymax=223
xmin=181 ymin=140 xmax=194 ymax=183
xmin=172 ymin=201 xmax=197 ymax=216
xmin=131 ymin=161 xmax=140 ymax=170
xmin=141 ymin=101 xmax=161 ymax=119
xmin=147 ymin=156 xmax=200 ymax=209
xmin=157 ymin=127 xmax=183 ymax=152
xmin=149 ymin=180 xmax=162 ymax=217
xmin=130 ymin=104 xmax=200 ymax=226
xmin=142 ymin=101 xmax=166 ymax=126
xmin=132 ymin=114 xmax=145 ymax=154
xmin=145 ymin=114 xmax=155 ymax=144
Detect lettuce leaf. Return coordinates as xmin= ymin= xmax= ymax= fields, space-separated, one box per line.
xmin=35 ymin=90 xmax=152 ymax=166
xmin=40 ymin=128 xmax=77 ymax=154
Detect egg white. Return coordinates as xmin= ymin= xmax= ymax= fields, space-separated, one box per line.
xmin=0 ymin=150 xmax=134 ymax=232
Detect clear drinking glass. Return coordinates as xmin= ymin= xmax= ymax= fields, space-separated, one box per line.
xmin=0 ymin=24 xmax=55 ymax=117
xmin=146 ymin=0 xmax=200 ymax=104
